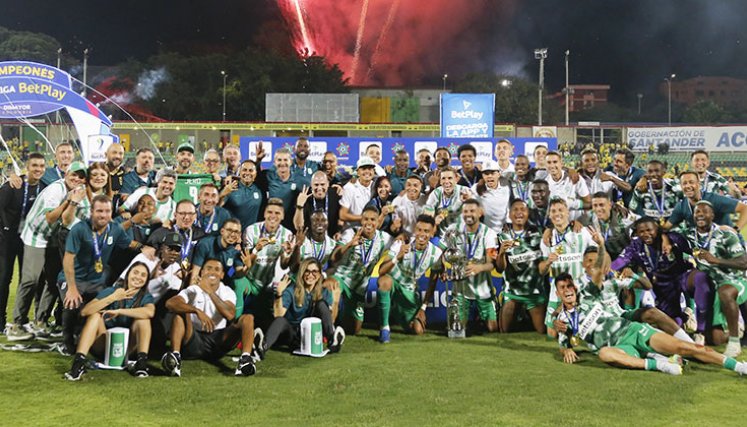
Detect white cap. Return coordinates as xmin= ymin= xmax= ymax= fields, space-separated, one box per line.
xmin=356 ymin=156 xmax=376 ymax=169
xmin=481 ymin=159 xmax=501 ymax=172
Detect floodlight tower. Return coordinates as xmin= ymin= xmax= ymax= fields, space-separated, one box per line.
xmin=535 ymin=48 xmax=548 ymax=126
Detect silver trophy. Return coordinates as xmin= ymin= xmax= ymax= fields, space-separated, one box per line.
xmin=442 ymin=229 xmax=467 ymax=338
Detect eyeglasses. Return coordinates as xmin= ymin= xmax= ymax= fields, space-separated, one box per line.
xmin=224 ymin=229 xmax=241 ymax=235
xmin=176 ymin=211 xmax=196 ymax=217
xmin=205 ymin=159 xmax=220 ymax=163
xmin=304 ymin=269 xmax=321 ymax=275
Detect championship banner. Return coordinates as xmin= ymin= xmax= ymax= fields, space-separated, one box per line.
xmin=173 ymin=174 xmax=217 ymax=204
xmin=626 ymin=126 xmax=747 ymax=152
xmin=239 ymin=137 xmax=557 ymax=169
xmin=84 ymin=134 xmax=118 ymax=164
xmin=440 ymin=93 xmax=496 ymax=138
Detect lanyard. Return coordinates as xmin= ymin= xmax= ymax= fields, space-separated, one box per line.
xmin=197 ymin=208 xmax=216 ymax=233
xmin=564 ymin=307 xmax=579 ymax=335
xmin=643 ymin=244 xmax=659 ymax=271
xmin=55 ymin=166 xmax=63 ymax=180
xmin=359 ymin=232 xmax=378 ymax=265
xmin=310 ymin=238 xmax=327 ymax=263
xmin=176 ymin=226 xmax=194 ymax=260
xmin=21 ymin=181 xmax=40 ymax=216
xmin=616 ymin=168 xmax=633 ymax=200
xmin=460 ymin=169 xmax=478 ymax=187
xmin=312 ymin=194 xmax=328 ymax=213
xmin=411 ymin=246 xmax=428 ymax=275
xmin=440 ymin=189 xmax=455 ymax=210
xmin=593 ymin=215 xmax=611 ymax=240
xmin=554 ymin=226 xmax=569 ymax=248
xmin=694 ymin=224 xmax=716 ymax=250
xmin=91 ymin=224 xmax=110 ymax=265
xmin=515 ymin=180 xmax=529 ymax=201
xmin=464 ymin=225 xmax=480 ymax=259
xmin=701 ymin=173 xmax=710 ymax=196
xmin=648 ymin=183 xmax=666 ymax=217
xmin=292 ymin=161 xmax=309 ymax=177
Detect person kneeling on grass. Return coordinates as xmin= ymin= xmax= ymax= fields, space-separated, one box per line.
xmin=161 ymin=258 xmax=259 ymax=378
xmin=65 ymin=262 xmax=155 ymax=381
xmin=555 ymin=268 xmax=747 ymax=376
xmin=259 ymin=259 xmax=345 ymax=358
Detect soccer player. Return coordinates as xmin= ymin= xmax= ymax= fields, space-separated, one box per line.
xmin=457 ymin=144 xmax=482 ymax=187
xmin=120 ymin=148 xmax=157 ymax=197
xmin=690 ymin=150 xmax=735 ymax=197
xmin=555 ymin=270 xmax=747 ymax=376
xmin=195 ymin=183 xmax=232 ymax=237
xmin=222 ymin=160 xmax=264 ymax=232
xmin=664 ymin=171 xmax=747 ymax=231
xmin=285 ymin=210 xmax=340 ymax=273
xmin=340 ymin=157 xmax=376 ymax=229
xmin=424 ymin=147 xmax=451 ymax=192
xmin=324 ymin=206 xmax=392 ymax=332
xmin=366 ymin=176 xmax=400 ymax=236
xmin=262 ymin=260 xmax=345 ymax=356
xmin=611 ymin=218 xmax=712 ymax=345
xmin=495 ymin=200 xmax=547 ymax=333
xmin=425 ymin=167 xmax=469 ymax=234
xmin=290 ymin=137 xmax=319 ymax=188
xmin=494 ymin=139 xmax=515 ymax=177
xmin=579 ymin=148 xmax=620 ymax=198
xmin=0 ymin=153 xmax=45 ymax=333
xmin=610 ymin=148 xmax=644 ymax=207
xmin=293 ymin=171 xmax=342 ymax=238
xmin=377 ymin=214 xmax=443 ymax=341
xmin=528 ymin=145 xmax=548 ymax=180
xmin=545 ymin=151 xmax=590 ymax=220
xmin=472 ymin=160 xmax=510 ymax=235
xmin=538 ymin=198 xmax=597 ymax=337
xmin=444 ymin=199 xmax=499 ymax=332
xmin=688 ymin=201 xmax=747 ymax=357
xmin=508 ymin=155 xmax=533 ymax=207
xmin=583 ymin=192 xmax=638 ymax=259
xmin=392 ymin=175 xmax=427 ymax=235
xmin=174 ymin=143 xmax=195 ymax=174
xmin=64 ymin=262 xmax=155 ymax=381
xmin=120 ymin=168 xmax=177 ymax=225
xmin=629 ymin=160 xmax=682 ymax=223
xmin=528 ymin=179 xmax=551 ymax=231
xmin=388 ymin=150 xmax=413 ymax=195
xmin=242 ymin=199 xmax=294 ymax=325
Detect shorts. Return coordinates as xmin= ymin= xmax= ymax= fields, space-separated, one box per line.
xmin=503 ymin=293 xmax=548 ymax=311
xmin=182 ymin=328 xmax=231 ymax=360
xmin=612 ymin=322 xmax=658 ymax=358
xmin=391 ymin=283 xmax=422 ymax=329
xmin=712 ymin=277 xmax=747 ymax=327
xmin=334 ymin=275 xmax=367 ymax=322
xmin=455 ymin=294 xmax=496 ymax=322
xmin=242 ymin=287 xmax=274 ymax=329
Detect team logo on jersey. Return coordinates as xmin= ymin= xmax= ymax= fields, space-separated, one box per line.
xmin=107 ymin=236 xmax=113 ymax=245
xmin=253 ymin=192 xmax=259 ymax=199
xmin=226 ymin=258 xmax=234 ymax=267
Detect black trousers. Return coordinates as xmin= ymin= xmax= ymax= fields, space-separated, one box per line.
xmin=0 ymin=230 xmax=23 ymax=328
xmin=264 ymin=300 xmax=335 ymax=350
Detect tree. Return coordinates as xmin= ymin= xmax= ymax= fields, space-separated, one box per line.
xmin=682 ymin=100 xmax=733 ymax=124
xmin=0 ymin=27 xmax=75 ymax=67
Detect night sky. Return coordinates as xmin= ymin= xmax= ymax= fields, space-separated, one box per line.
xmin=2 ymin=0 xmax=747 ymax=105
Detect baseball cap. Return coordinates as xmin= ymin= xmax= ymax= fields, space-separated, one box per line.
xmin=66 ymin=161 xmax=88 ymax=175
xmin=356 ymin=156 xmax=376 ymax=169
xmin=161 ymin=232 xmax=183 ymax=249
xmin=481 ymin=160 xmax=501 ymax=172
xmin=177 ymin=143 xmax=194 ymax=153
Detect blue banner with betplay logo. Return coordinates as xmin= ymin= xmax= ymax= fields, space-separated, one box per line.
xmin=440 ymin=93 xmax=496 ymax=138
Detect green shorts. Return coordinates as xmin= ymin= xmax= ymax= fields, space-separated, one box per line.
xmin=391 ymin=284 xmax=422 ymax=329
xmin=334 ymin=275 xmax=367 ymax=322
xmin=613 ymin=322 xmax=658 ymax=358
xmin=504 ymin=293 xmax=548 ymax=311
xmin=455 ymin=294 xmax=496 ymax=322
xmin=712 ymin=277 xmax=747 ymax=327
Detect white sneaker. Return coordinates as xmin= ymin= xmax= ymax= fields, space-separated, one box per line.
xmin=6 ymin=324 xmax=33 ymax=342
xmin=724 ymin=341 xmax=742 ymax=358
xmin=683 ymin=307 xmax=697 ymax=334
xmin=657 ymin=361 xmax=683 ymax=376
xmin=693 ymin=333 xmax=705 ymax=346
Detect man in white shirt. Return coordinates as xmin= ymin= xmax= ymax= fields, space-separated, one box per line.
xmin=392 ymin=175 xmax=428 ymax=235
xmin=494 ymin=139 xmax=515 ymax=178
xmin=340 ymin=157 xmax=376 ymax=229
xmin=473 ymin=160 xmax=511 ymax=234
xmin=120 ymin=168 xmax=177 ymax=225
xmin=545 ymin=151 xmax=590 ymax=220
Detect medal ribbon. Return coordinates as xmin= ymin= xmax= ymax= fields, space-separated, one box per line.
xmin=91 ymin=224 xmax=110 ymax=269
xmin=312 ymin=194 xmax=328 ymax=213
xmin=176 ymin=226 xmax=194 ymax=261
xmin=21 ymin=181 xmax=40 ymax=216
xmin=311 ymin=239 xmax=326 ymax=263
xmin=464 ymin=225 xmax=480 ymax=259
xmin=648 ymin=183 xmax=666 ymax=218
xmin=516 ymin=180 xmax=529 ymax=201
xmin=564 ymin=307 xmax=579 ymax=336
xmin=694 ymin=223 xmax=716 ymax=250
xmin=460 ymin=169 xmax=477 ymax=187
xmin=359 ymin=232 xmax=378 ymax=265
xmin=198 ymin=208 xmax=216 ymax=233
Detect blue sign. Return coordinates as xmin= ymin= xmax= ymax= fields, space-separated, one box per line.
xmin=0 ymin=61 xmax=72 ymax=88
xmin=239 ymin=137 xmax=557 ymax=169
xmin=440 ymin=93 xmax=496 ymax=138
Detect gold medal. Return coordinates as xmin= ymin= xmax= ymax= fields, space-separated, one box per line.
xmin=512 ymin=240 xmax=520 ymax=247
xmin=570 ymin=335 xmax=582 ymax=347
xmin=438 ymin=209 xmax=449 ymax=219
xmin=268 ymin=237 xmax=277 ymax=245
xmin=659 ymin=217 xmax=666 ymax=227
xmin=181 ymin=259 xmax=190 ymax=270
xmin=555 ymin=245 xmax=565 ymax=255
xmin=692 ymin=249 xmax=701 ymax=258
xmin=94 ymin=260 xmax=103 ymax=273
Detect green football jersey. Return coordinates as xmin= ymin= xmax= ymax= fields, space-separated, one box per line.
xmin=243 ymin=222 xmax=293 ymax=288
xmin=577 ymin=275 xmax=634 ymax=317
xmin=498 ymin=228 xmax=545 ymax=296
xmin=334 ymin=229 xmax=392 ymax=295
xmin=444 ymin=222 xmax=498 ymax=300
xmin=387 ymin=240 xmax=443 ymax=292
xmin=298 ymin=234 xmax=339 ymax=266
xmin=629 ymin=179 xmax=682 ymax=220
xmin=174 ymin=174 xmax=218 ymax=204
xmin=687 ymin=225 xmax=746 ymax=285
xmin=541 ymin=227 xmax=597 ymax=279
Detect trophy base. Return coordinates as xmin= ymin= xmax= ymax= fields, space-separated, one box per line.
xmin=448 ymin=328 xmax=466 ymax=339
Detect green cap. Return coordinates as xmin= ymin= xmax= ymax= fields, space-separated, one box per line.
xmin=177 ymin=143 xmax=194 ymax=153
xmin=67 ymin=161 xmax=88 ymax=175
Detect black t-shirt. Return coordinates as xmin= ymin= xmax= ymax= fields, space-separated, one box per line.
xmin=0 ymin=177 xmax=41 ymax=234
xmin=301 ymin=190 xmax=342 ymax=237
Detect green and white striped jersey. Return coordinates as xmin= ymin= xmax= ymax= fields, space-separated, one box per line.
xmin=444 ymin=222 xmax=498 ymax=300
xmin=387 ymin=240 xmax=443 ymax=293
xmin=20 ymin=180 xmax=90 ymax=248
xmin=686 ymin=224 xmax=746 ymax=285
xmin=629 ymin=179 xmax=682 ymax=220
xmin=298 ymin=234 xmax=339 ymax=266
xmin=498 ymin=228 xmax=545 ymax=296
xmin=542 ymin=226 xmax=597 ymax=304
xmin=243 ymin=222 xmax=293 ymax=288
xmin=425 ymin=184 xmax=468 ymax=232
xmin=122 ymin=187 xmax=176 ymax=224
xmin=334 ymin=229 xmax=392 ymax=295
xmin=577 ymin=275 xmax=634 ymax=317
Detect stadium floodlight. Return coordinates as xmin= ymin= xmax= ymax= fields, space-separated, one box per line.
xmin=534 ymin=48 xmax=548 ymax=125
xmin=221 ymin=71 xmax=228 ymax=122
xmin=442 ymin=74 xmax=448 ymax=92
xmin=665 ymin=73 xmax=676 ymax=125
